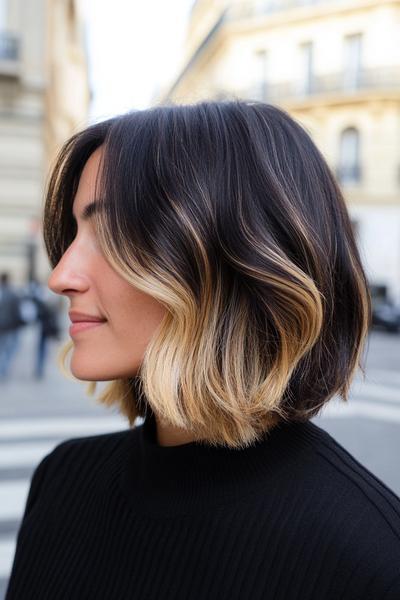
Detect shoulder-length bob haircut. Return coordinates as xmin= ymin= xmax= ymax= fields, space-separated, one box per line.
xmin=44 ymin=100 xmax=370 ymax=448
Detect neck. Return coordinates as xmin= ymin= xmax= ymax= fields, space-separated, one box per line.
xmin=154 ymin=414 xmax=197 ymax=447
xmin=122 ymin=411 xmax=319 ymax=518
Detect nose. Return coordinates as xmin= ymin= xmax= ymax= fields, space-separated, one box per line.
xmin=48 ymin=243 xmax=90 ymax=297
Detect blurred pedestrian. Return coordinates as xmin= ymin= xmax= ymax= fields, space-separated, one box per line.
xmin=34 ymin=291 xmax=61 ymax=379
xmin=0 ymin=272 xmax=24 ymax=380
xmin=23 ymin=280 xmax=62 ymax=380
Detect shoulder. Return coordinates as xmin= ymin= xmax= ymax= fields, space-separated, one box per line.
xmin=259 ymin=420 xmax=400 ymax=595
xmin=24 ymin=428 xmax=133 ymax=516
xmin=299 ymin=421 xmax=400 ymax=576
xmin=304 ymin=420 xmax=400 ymax=531
xmin=41 ymin=427 xmax=132 ymax=477
xmin=49 ymin=427 xmax=131 ymax=461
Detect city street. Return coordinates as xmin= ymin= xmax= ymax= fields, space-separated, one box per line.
xmin=0 ymin=324 xmax=399 ymax=598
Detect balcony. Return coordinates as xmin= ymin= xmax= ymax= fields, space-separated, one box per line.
xmin=0 ymin=31 xmax=20 ymax=78
xmin=244 ymin=67 xmax=400 ymax=103
xmin=230 ymin=0 xmax=336 ymax=20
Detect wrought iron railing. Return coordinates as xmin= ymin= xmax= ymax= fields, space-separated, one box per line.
xmin=243 ymin=68 xmax=400 ymax=102
xmin=229 ymin=0 xmax=338 ymax=20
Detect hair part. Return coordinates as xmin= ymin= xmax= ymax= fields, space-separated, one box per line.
xmin=44 ymin=100 xmax=371 ymax=448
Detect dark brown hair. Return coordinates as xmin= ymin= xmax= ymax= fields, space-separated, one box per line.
xmin=43 ymin=100 xmax=371 ymax=448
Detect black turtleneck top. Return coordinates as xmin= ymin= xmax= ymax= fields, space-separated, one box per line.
xmin=6 ymin=412 xmax=400 ymax=599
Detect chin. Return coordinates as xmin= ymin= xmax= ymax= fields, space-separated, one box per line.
xmin=70 ymin=368 xmax=106 ymax=381
xmin=70 ymin=357 xmax=109 ymax=381
xmin=70 ymin=355 xmax=139 ymax=381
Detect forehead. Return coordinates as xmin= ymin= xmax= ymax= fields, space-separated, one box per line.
xmin=73 ymin=147 xmax=104 ymax=212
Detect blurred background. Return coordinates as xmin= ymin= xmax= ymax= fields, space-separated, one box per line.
xmin=0 ymin=0 xmax=399 ymax=596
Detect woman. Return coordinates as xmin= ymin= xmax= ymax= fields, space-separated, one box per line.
xmin=6 ymin=101 xmax=400 ymax=599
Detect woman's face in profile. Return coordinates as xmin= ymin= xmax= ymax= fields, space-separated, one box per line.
xmin=48 ymin=146 xmax=167 ymax=381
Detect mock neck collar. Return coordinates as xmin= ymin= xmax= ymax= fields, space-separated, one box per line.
xmin=120 ymin=410 xmax=318 ymax=518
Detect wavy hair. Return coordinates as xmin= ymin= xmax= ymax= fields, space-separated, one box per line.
xmin=43 ymin=100 xmax=371 ymax=448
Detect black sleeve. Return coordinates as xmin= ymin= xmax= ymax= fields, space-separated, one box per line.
xmin=5 ymin=451 xmax=57 ymax=600
xmin=20 ymin=452 xmax=54 ymax=519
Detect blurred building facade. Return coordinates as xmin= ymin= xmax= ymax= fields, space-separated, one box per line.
xmin=0 ymin=0 xmax=90 ymax=286
xmin=162 ymin=0 xmax=400 ymax=304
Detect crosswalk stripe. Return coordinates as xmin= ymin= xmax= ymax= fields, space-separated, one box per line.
xmin=364 ymin=369 xmax=400 ymax=386
xmin=350 ymin=383 xmax=400 ymax=403
xmin=0 ymin=415 xmax=129 ymax=440
xmin=0 ymin=441 xmax=60 ymax=468
xmin=1 ymin=481 xmax=30 ymax=521
xmin=0 ymin=537 xmax=16 ymax=578
xmin=322 ymin=399 xmax=400 ymax=422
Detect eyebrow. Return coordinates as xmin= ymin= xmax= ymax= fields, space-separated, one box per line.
xmin=72 ymin=200 xmax=102 ymax=222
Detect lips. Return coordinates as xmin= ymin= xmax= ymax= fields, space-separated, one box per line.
xmin=68 ymin=311 xmax=107 ymax=337
xmin=69 ymin=311 xmax=107 ymax=324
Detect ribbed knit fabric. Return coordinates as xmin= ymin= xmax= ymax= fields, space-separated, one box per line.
xmin=6 ymin=412 xmax=400 ymax=600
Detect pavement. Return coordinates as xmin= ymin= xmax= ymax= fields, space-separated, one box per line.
xmin=0 ymin=324 xmax=399 ymax=598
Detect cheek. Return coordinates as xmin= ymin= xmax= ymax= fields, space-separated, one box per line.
xmin=106 ymin=284 xmax=167 ymax=345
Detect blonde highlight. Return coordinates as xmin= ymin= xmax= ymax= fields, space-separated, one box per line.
xmin=44 ymin=100 xmax=371 ymax=448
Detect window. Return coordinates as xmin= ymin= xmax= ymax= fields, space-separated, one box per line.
xmin=256 ymin=0 xmax=278 ymax=14
xmin=299 ymin=41 xmax=314 ymax=95
xmin=0 ymin=0 xmax=6 ymax=30
xmin=337 ymin=127 xmax=361 ymax=184
xmin=254 ymin=49 xmax=269 ymax=100
xmin=343 ymin=34 xmax=363 ymax=91
xmin=0 ymin=1 xmax=18 ymax=64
